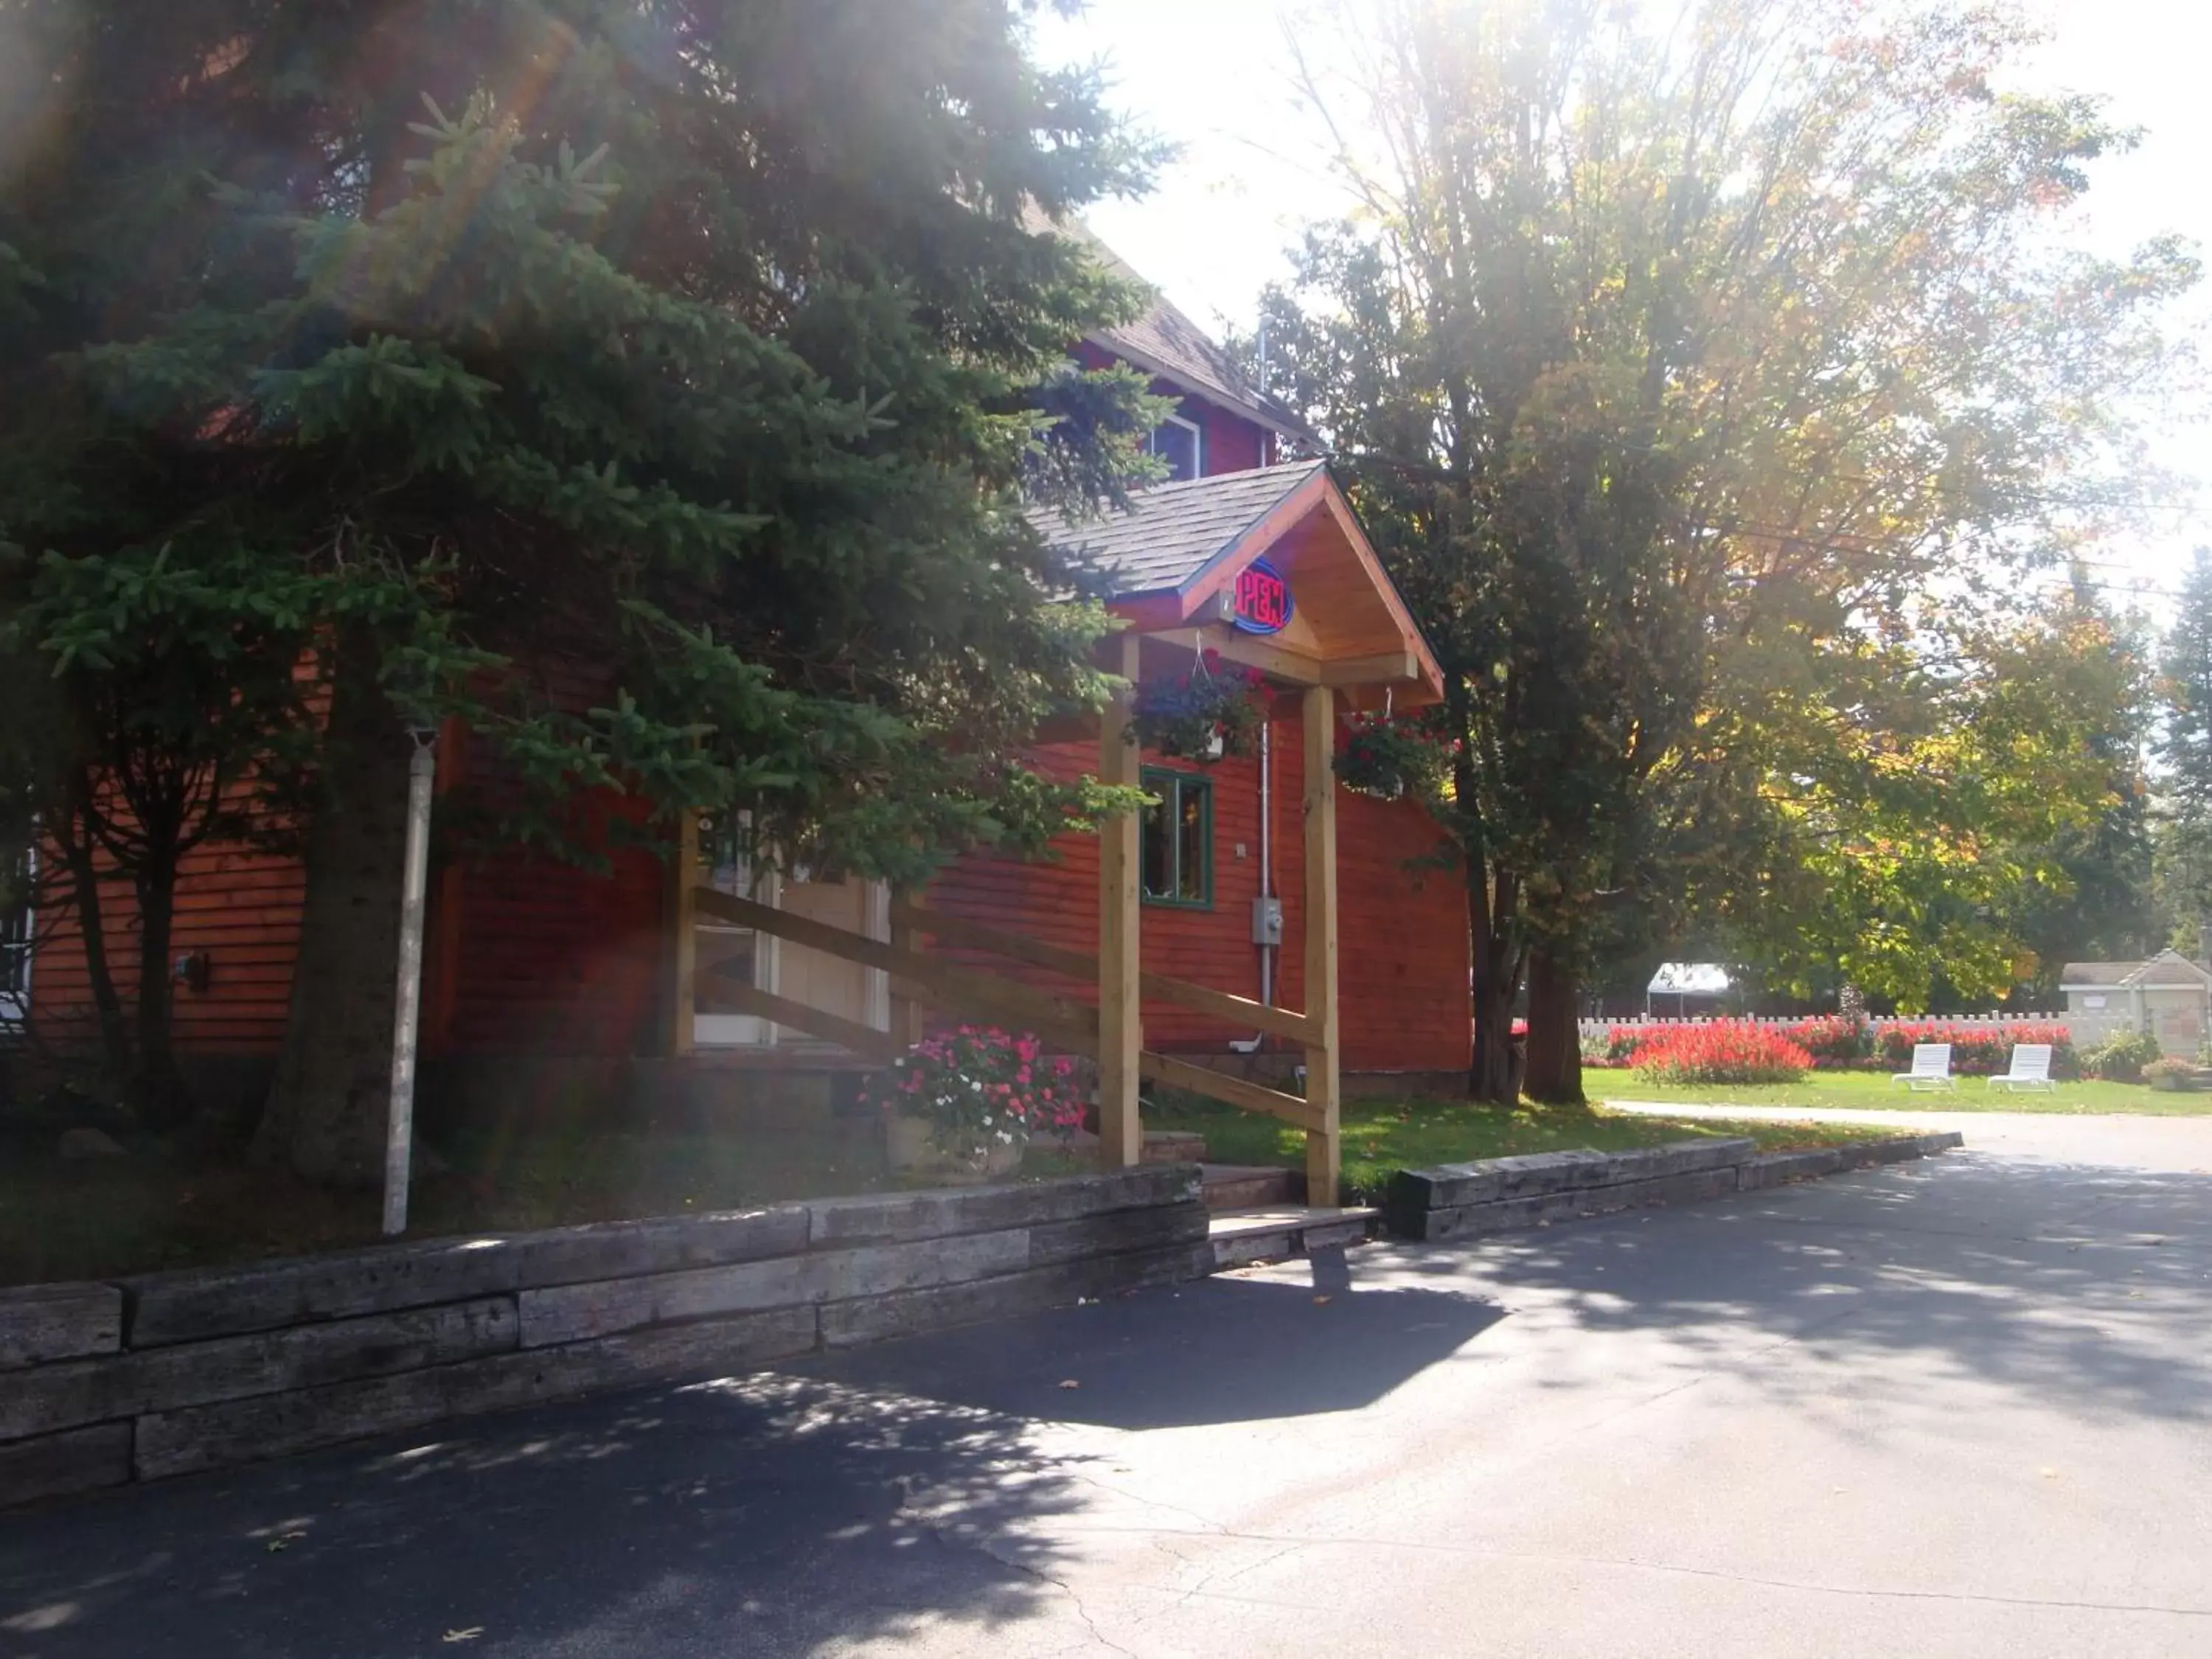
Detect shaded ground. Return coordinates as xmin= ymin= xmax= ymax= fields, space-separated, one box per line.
xmin=1593 ymin=1068 xmax=2212 ymax=1115
xmin=2 ymin=1098 xmax=1851 ymax=1286
xmin=0 ymin=1116 xmax=1114 ymax=1288
xmin=7 ymin=1116 xmax=2210 ymax=1657
xmin=1148 ymin=1096 xmax=1868 ymax=1200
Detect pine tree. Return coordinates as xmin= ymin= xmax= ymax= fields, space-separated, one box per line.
xmin=0 ymin=1 xmax=1165 ymax=1177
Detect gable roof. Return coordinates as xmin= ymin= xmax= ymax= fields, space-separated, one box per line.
xmin=1035 ymin=459 xmax=1327 ymax=598
xmin=2060 ymin=949 xmax=2212 ymax=990
xmin=1028 ymin=212 xmax=1312 ymax=439
xmin=1649 ymin=962 xmax=1732 ymax=997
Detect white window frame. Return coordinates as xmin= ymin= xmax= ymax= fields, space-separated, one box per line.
xmin=691 ymin=826 xmax=889 ymax=1050
xmin=1149 ymin=412 xmax=1203 ymax=481
xmin=0 ymin=846 xmax=30 ymax=1026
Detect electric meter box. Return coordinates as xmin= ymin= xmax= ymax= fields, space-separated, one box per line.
xmin=1251 ymin=896 xmax=1284 ymax=946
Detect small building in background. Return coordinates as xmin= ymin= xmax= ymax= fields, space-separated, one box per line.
xmin=2059 ymin=949 xmax=2212 ymax=1057
xmin=1646 ymin=961 xmax=1733 ymax=1018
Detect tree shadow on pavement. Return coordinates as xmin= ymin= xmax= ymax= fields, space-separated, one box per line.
xmin=0 ymin=1265 xmax=1503 ymax=1658
xmin=0 ymin=1374 xmax=1079 ymax=1659
xmin=794 ymin=1265 xmax=1502 ymax=1430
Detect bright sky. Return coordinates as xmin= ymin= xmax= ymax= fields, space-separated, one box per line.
xmin=1033 ymin=0 xmax=2212 ymax=616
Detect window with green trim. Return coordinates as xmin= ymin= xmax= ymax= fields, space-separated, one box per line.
xmin=1141 ymin=768 xmax=1212 ymax=908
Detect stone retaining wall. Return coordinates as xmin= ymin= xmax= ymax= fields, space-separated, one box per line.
xmin=0 ymin=1166 xmax=1210 ymax=1509
xmin=1385 ymin=1133 xmax=1964 ymax=1242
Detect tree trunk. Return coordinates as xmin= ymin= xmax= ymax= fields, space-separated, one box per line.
xmin=1468 ymin=861 xmax=1525 ymax=1104
xmin=57 ymin=804 xmax=131 ymax=1085
xmin=1523 ymin=945 xmax=1585 ymax=1105
xmin=254 ymin=634 xmax=413 ymax=1184
xmin=127 ymin=853 xmax=195 ymax=1130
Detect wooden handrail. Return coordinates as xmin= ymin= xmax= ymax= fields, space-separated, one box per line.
xmin=692 ymin=887 xmax=1321 ymax=1136
xmin=1138 ymin=1051 xmax=1324 ymax=1133
xmin=891 ymin=899 xmax=1315 ymax=1047
xmin=695 ymin=971 xmax=907 ymax=1065
xmin=694 ymin=886 xmax=1100 ymax=1051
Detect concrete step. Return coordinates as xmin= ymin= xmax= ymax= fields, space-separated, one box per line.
xmin=1200 ymin=1164 xmax=1302 ymax=1211
xmin=1208 ymin=1205 xmax=1378 ymax=1269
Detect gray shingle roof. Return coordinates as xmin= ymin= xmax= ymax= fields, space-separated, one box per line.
xmin=2061 ymin=949 xmax=2212 ymax=989
xmin=1033 ymin=459 xmax=1327 ymax=598
xmin=1027 ymin=212 xmax=1312 ymax=438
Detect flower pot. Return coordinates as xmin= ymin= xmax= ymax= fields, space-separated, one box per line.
xmin=2149 ymin=1074 xmax=2189 ymax=1093
xmin=886 ymin=1115 xmax=1024 ymax=1184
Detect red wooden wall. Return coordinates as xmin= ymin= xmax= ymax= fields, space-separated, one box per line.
xmin=27 ymin=832 xmax=305 ymax=1056
xmin=928 ymin=710 xmax=1470 ymax=1072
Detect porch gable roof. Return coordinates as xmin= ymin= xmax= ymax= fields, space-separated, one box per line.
xmin=1037 ymin=459 xmax=1327 ymax=598
xmin=1032 ymin=461 xmax=1445 ymax=703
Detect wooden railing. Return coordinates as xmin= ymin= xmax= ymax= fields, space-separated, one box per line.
xmin=689 ymin=886 xmax=1323 ymax=1133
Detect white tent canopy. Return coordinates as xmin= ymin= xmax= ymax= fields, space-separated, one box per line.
xmin=1647 ymin=962 xmax=1732 ymax=998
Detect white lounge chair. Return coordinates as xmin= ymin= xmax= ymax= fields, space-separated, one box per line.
xmin=1892 ymin=1043 xmax=1956 ymax=1091
xmin=1986 ymin=1043 xmax=2056 ymax=1093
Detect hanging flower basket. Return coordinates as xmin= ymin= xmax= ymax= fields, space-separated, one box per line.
xmin=1128 ymin=652 xmax=1270 ymax=762
xmin=1335 ymin=709 xmax=1449 ymax=800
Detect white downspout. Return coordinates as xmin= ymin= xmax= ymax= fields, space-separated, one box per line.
xmin=1231 ymin=716 xmax=1275 ymax=1056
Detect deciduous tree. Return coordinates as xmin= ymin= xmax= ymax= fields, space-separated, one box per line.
xmin=1260 ymin=0 xmax=2191 ymax=1098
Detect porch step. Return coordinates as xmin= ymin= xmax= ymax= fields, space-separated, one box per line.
xmin=1200 ymin=1163 xmax=1303 ymax=1211
xmin=1208 ymin=1206 xmax=1379 ymax=1269
xmin=1142 ymin=1130 xmax=1208 ymax=1165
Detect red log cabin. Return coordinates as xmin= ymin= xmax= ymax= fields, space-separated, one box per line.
xmin=13 ymin=234 xmax=1474 ymax=1183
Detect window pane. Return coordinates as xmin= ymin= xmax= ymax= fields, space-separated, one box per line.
xmin=1150 ymin=420 xmax=1199 ymax=482
xmin=1177 ymin=784 xmax=1206 ymax=902
xmin=1141 ymin=794 xmax=1170 ymax=899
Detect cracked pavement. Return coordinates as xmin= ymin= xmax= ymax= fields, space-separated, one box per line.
xmin=5 ymin=1114 xmax=2211 ymax=1658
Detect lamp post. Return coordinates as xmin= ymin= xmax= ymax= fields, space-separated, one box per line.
xmin=383 ymin=728 xmax=437 ymax=1236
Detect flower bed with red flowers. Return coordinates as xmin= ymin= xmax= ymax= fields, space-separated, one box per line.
xmin=1871 ymin=1021 xmax=2076 ymax=1078
xmin=1586 ymin=1017 xmax=2071 ymax=1078
xmin=1627 ymin=1023 xmax=1815 ymax=1086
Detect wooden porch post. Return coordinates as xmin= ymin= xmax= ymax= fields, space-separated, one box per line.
xmin=1302 ymin=684 xmax=1341 ymax=1202
xmin=666 ymin=810 xmax=699 ymax=1057
xmin=889 ymin=885 xmax=926 ymax=1048
xmin=1099 ymin=630 xmax=1144 ymax=1167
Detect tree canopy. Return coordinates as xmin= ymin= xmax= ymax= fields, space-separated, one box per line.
xmin=0 ymin=0 xmax=1166 ymax=1174
xmin=1259 ymin=0 xmax=2191 ymax=1096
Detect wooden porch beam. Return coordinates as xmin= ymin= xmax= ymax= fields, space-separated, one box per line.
xmin=1198 ymin=629 xmax=1323 ymax=685
xmin=1320 ymin=650 xmax=1423 ymax=688
xmin=1099 ymin=629 xmax=1144 ymax=1167
xmin=1302 ymin=684 xmax=1343 ymax=1200
xmin=665 ymin=810 xmax=699 ymax=1057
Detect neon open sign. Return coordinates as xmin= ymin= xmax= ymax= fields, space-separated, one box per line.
xmin=1231 ymin=557 xmax=1294 ymax=636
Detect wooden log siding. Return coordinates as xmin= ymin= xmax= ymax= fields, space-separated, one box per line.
xmin=924 ymin=714 xmax=1472 ymax=1074
xmin=29 ymin=802 xmax=309 ymax=1057
xmin=31 ymin=708 xmax=1474 ymax=1075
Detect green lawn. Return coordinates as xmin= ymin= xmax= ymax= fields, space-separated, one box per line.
xmin=1144 ymin=1095 xmax=1878 ymax=1204
xmin=1587 ymin=1067 xmax=2212 ymax=1116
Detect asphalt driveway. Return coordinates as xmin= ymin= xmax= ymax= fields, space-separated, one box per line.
xmin=5 ymin=1118 xmax=2209 ymax=1658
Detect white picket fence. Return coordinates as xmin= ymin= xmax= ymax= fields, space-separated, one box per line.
xmin=1578 ymin=1012 xmax=2100 ymax=1041
xmin=1584 ymin=1013 xmax=2062 ymax=1040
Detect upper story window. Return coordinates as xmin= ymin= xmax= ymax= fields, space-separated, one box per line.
xmin=1147 ymin=413 xmax=1202 ymax=483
